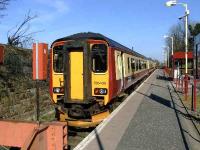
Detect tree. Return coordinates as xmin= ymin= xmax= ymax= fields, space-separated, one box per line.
xmin=7 ymin=10 xmax=41 ymax=48
xmin=188 ymin=23 xmax=200 ymax=51
xmin=0 ymin=0 xmax=10 ymax=18
xmin=166 ymin=22 xmax=200 ymax=52
xmin=165 ymin=23 xmax=185 ymax=53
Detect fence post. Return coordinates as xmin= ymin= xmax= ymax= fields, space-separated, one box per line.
xmin=184 ymin=74 xmax=188 ymax=101
xmin=194 ymin=79 xmax=197 ymax=112
xmin=191 ymin=84 xmax=194 ymax=111
xmin=179 ymin=77 xmax=180 ymax=91
xmin=181 ymin=77 xmax=184 ymax=93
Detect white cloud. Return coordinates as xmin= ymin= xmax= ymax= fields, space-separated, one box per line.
xmin=34 ymin=0 xmax=69 ymax=14
xmin=32 ymin=0 xmax=70 ymax=24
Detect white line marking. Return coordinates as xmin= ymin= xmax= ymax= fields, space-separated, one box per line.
xmin=36 ymin=43 xmax=39 ymax=79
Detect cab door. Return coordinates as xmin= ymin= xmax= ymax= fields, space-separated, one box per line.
xmin=69 ymin=51 xmax=84 ymax=100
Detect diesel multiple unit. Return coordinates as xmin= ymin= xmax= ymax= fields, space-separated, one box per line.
xmin=49 ymin=32 xmax=155 ymax=127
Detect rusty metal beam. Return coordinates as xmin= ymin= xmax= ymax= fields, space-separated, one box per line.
xmin=0 ymin=120 xmax=67 ymax=150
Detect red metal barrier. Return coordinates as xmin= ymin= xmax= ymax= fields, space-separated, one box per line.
xmin=174 ymin=76 xmax=200 ymax=112
xmin=164 ymin=67 xmax=171 ymax=76
xmin=0 ymin=120 xmax=67 ymax=150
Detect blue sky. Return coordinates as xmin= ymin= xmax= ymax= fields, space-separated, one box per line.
xmin=0 ymin=0 xmax=200 ymax=61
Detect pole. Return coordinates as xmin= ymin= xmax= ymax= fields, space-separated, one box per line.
xmin=171 ymin=37 xmax=174 ymax=78
xmin=168 ymin=48 xmax=170 ymax=67
xmin=185 ymin=9 xmax=188 ymax=74
xmin=194 ymin=79 xmax=197 ymax=112
xmin=184 ymin=4 xmax=189 ymax=101
xmin=36 ymin=80 xmax=40 ymax=121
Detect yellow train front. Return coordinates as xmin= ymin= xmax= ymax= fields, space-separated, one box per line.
xmin=49 ymin=32 xmax=154 ymax=128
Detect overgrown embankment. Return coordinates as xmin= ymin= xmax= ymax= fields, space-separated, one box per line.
xmin=0 ymin=45 xmax=54 ymax=120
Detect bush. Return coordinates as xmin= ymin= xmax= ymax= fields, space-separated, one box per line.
xmin=5 ymin=53 xmax=23 ymax=74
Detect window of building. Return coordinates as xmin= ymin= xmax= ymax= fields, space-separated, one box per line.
xmin=91 ymin=44 xmax=107 ymax=73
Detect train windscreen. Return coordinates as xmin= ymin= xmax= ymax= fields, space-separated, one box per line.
xmin=53 ymin=45 xmax=64 ymax=73
xmin=91 ymin=44 xmax=107 ymax=73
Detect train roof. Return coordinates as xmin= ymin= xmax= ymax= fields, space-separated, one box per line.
xmin=52 ymin=32 xmax=146 ymax=59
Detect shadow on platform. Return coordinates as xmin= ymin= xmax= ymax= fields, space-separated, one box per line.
xmin=157 ymin=75 xmax=173 ymax=81
xmin=94 ymin=129 xmax=104 ymax=150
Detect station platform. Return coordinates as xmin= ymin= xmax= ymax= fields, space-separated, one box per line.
xmin=74 ymin=69 xmax=200 ymax=150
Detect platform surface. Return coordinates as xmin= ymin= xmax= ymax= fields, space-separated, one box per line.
xmin=75 ymin=70 xmax=197 ymax=150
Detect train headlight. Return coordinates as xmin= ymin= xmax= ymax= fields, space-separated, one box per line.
xmin=53 ymin=87 xmax=64 ymax=93
xmin=94 ymin=88 xmax=107 ymax=95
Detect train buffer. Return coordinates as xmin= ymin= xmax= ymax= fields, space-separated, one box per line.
xmin=74 ymin=69 xmax=200 ymax=150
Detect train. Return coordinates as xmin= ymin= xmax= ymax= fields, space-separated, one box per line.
xmin=49 ymin=32 xmax=156 ymax=127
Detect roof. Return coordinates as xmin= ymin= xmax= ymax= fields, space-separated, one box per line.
xmin=52 ymin=32 xmax=146 ymax=59
xmin=173 ymin=51 xmax=193 ymax=59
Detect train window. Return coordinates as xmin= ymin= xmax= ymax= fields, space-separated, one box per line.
xmin=139 ymin=60 xmax=141 ymax=70
xmin=135 ymin=60 xmax=138 ymax=71
xmin=127 ymin=57 xmax=130 ymax=73
xmin=91 ymin=44 xmax=107 ymax=73
xmin=144 ymin=62 xmax=147 ymax=69
xmin=53 ymin=46 xmax=64 ymax=73
xmin=131 ymin=58 xmax=135 ymax=72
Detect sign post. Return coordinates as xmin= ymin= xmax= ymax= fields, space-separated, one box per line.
xmin=32 ymin=43 xmax=48 ymax=121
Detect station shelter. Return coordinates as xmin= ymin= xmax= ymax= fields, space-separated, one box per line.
xmin=173 ymin=51 xmax=193 ymax=78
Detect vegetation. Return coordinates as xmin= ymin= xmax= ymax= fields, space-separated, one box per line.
xmin=165 ymin=22 xmax=200 ymax=53
xmin=7 ymin=10 xmax=41 ymax=48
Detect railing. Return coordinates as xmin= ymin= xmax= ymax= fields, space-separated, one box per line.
xmin=163 ymin=67 xmax=200 ymax=113
xmin=174 ymin=75 xmax=200 ymax=113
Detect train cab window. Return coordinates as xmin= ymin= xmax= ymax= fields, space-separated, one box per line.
xmin=91 ymin=44 xmax=107 ymax=73
xmin=131 ymin=58 xmax=135 ymax=72
xmin=53 ymin=46 xmax=64 ymax=73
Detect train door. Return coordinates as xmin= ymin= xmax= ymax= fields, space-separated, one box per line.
xmin=115 ymin=51 xmax=124 ymax=91
xmin=69 ymin=50 xmax=84 ymax=100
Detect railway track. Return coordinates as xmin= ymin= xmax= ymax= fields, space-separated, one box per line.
xmin=67 ymin=73 xmax=149 ymax=150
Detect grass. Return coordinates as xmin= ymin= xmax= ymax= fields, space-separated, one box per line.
xmin=182 ymin=95 xmax=200 ymax=113
xmin=40 ymin=110 xmax=56 ymax=122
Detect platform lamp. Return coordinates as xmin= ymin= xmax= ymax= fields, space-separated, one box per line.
xmin=163 ymin=46 xmax=170 ymax=67
xmin=166 ymin=0 xmax=190 ymax=100
xmin=165 ymin=0 xmax=189 ymax=75
xmin=164 ymin=35 xmax=174 ymax=77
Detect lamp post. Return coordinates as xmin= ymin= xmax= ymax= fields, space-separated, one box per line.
xmin=164 ymin=35 xmax=174 ymax=56
xmin=163 ymin=46 xmax=170 ymax=67
xmin=164 ymin=35 xmax=174 ymax=77
xmin=165 ymin=0 xmax=189 ymax=74
xmin=166 ymin=0 xmax=190 ymax=100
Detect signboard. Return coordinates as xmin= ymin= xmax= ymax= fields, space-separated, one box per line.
xmin=32 ymin=43 xmax=48 ymax=80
